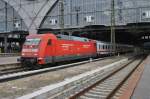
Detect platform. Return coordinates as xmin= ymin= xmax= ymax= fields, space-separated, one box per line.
xmin=0 ymin=56 xmax=19 ymax=65
xmin=132 ymin=55 xmax=150 ymax=99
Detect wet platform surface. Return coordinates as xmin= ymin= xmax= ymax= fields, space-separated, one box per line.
xmin=132 ymin=55 xmax=150 ymax=99
xmin=0 ymin=56 xmax=20 ymax=65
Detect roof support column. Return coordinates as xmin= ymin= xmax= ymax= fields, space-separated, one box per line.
xmin=4 ymin=35 xmax=8 ymax=53
xmin=111 ymin=0 xmax=116 ymax=53
xmin=5 ymin=2 xmax=8 ymax=32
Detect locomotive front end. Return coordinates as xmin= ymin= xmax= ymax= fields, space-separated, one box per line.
xmin=21 ymin=38 xmax=41 ymax=66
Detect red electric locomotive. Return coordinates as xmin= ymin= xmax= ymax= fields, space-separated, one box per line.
xmin=20 ymin=33 xmax=97 ymax=66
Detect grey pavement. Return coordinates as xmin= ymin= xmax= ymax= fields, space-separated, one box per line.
xmin=132 ymin=56 xmax=150 ymax=99
xmin=0 ymin=56 xmax=20 ymax=65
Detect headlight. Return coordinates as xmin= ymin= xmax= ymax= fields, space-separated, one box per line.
xmin=38 ymin=57 xmax=43 ymax=60
xmin=34 ymin=53 xmax=38 ymax=56
xmin=22 ymin=53 xmax=25 ymax=56
xmin=32 ymin=49 xmax=38 ymax=52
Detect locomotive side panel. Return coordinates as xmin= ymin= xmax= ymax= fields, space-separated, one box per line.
xmin=53 ymin=40 xmax=96 ymax=62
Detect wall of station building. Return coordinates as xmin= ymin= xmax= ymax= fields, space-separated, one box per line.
xmin=0 ymin=0 xmax=27 ymax=32
xmin=0 ymin=0 xmax=150 ymax=33
xmin=40 ymin=0 xmax=150 ymax=29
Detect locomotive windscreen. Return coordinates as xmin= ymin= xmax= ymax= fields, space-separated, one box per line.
xmin=24 ymin=38 xmax=41 ymax=45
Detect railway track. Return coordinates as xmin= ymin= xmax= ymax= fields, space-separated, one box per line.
xmin=0 ymin=63 xmax=24 ymax=75
xmin=0 ymin=53 xmax=20 ymax=57
xmin=0 ymin=57 xmax=109 ymax=82
xmin=0 ymin=53 xmax=134 ymax=77
xmin=70 ymin=56 xmax=145 ymax=99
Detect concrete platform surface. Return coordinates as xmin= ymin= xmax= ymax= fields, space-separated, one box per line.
xmin=0 ymin=56 xmax=19 ymax=65
xmin=132 ymin=55 xmax=150 ymax=99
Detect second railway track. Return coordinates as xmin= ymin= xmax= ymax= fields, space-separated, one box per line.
xmin=70 ymin=56 xmax=145 ymax=99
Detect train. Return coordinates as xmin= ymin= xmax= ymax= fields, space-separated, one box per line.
xmin=20 ymin=33 xmax=133 ymax=67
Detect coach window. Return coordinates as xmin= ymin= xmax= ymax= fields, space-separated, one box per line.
xmin=47 ymin=39 xmax=52 ymax=45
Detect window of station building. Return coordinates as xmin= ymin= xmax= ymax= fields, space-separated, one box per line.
xmin=103 ymin=45 xmax=105 ymax=49
xmin=14 ymin=22 xmax=21 ymax=28
xmin=142 ymin=11 xmax=150 ymax=19
xmin=49 ymin=19 xmax=57 ymax=25
xmin=106 ymin=45 xmax=108 ymax=49
xmin=84 ymin=15 xmax=94 ymax=23
xmin=110 ymin=45 xmax=112 ymax=49
xmin=116 ymin=46 xmax=118 ymax=49
xmin=108 ymin=45 xmax=110 ymax=49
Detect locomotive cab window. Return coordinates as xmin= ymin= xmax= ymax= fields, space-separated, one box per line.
xmin=47 ymin=39 xmax=52 ymax=45
xmin=24 ymin=38 xmax=41 ymax=45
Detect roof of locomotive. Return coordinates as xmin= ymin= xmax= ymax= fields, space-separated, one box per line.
xmin=26 ymin=33 xmax=92 ymax=42
xmin=26 ymin=33 xmax=133 ymax=47
xmin=26 ymin=33 xmax=57 ymax=39
xmin=56 ymin=34 xmax=90 ymax=42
